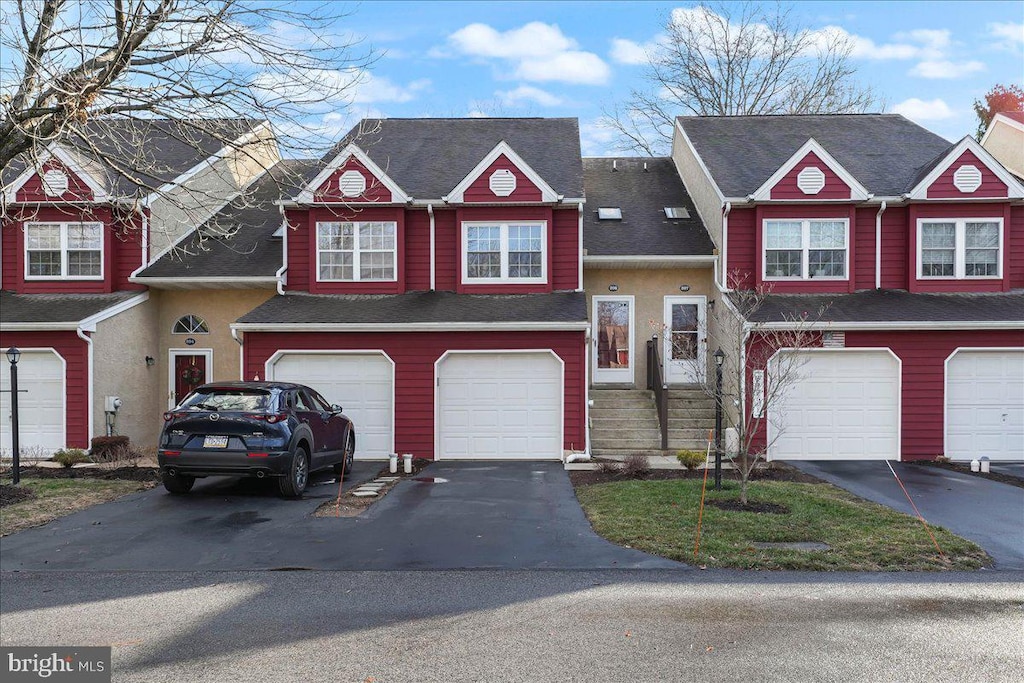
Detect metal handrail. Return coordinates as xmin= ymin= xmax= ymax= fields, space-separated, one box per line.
xmin=647 ymin=336 xmax=669 ymax=450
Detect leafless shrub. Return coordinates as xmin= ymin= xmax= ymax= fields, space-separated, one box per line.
xmin=621 ymin=454 xmax=651 ymax=479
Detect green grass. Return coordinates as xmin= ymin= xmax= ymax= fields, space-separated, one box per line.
xmin=575 ymin=479 xmax=989 ymax=571
xmin=1 ymin=477 xmax=151 ymax=536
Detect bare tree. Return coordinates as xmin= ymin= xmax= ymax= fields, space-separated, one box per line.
xmin=607 ymin=2 xmax=879 ymax=155
xmin=701 ymin=272 xmax=825 ymax=504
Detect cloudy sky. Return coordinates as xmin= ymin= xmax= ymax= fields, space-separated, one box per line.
xmin=315 ymin=0 xmax=1023 ymax=154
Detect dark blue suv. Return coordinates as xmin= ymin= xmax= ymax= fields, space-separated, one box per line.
xmin=158 ymin=382 xmax=355 ymax=497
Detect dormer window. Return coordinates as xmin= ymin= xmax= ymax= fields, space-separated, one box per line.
xmin=598 ymin=208 xmax=622 ymax=220
xmin=462 ymin=221 xmax=546 ymax=284
xmin=316 ymin=221 xmax=397 ymax=281
xmin=918 ymin=218 xmax=1001 ymax=279
xmin=25 ymin=222 xmax=103 ymax=280
xmin=763 ymin=219 xmax=848 ymax=280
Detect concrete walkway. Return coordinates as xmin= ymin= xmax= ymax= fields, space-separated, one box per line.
xmin=790 ymin=461 xmax=1024 ymax=570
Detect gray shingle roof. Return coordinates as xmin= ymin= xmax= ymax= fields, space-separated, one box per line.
xmin=3 ymin=117 xmax=264 ymax=198
xmin=236 ymin=291 xmax=587 ymax=326
xmin=137 ymin=159 xmax=318 ymax=279
xmin=583 ymin=157 xmax=715 ymax=256
xmin=317 ymin=118 xmax=584 ymax=199
xmin=738 ymin=289 xmax=1024 ymax=325
xmin=677 ymin=114 xmax=953 ymax=198
xmin=0 ymin=291 xmax=142 ymax=325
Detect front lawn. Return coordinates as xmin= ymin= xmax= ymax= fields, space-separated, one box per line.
xmin=575 ymin=479 xmax=989 ymax=571
xmin=0 ymin=478 xmax=152 ymax=536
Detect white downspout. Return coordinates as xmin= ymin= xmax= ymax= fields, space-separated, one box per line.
xmin=576 ymin=202 xmax=584 ymax=291
xmin=129 ymin=201 xmax=151 ymax=278
xmin=276 ymin=213 xmax=288 ymax=295
xmin=77 ymin=327 xmax=95 ymax=444
xmin=231 ymin=327 xmax=244 ymax=380
xmin=875 ymin=201 xmax=887 ymax=289
xmin=721 ymin=202 xmax=732 ymax=290
xmin=428 ymin=203 xmax=436 ymax=291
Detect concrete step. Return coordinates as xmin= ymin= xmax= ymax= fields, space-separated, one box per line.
xmin=591 ymin=398 xmax=657 ymax=409
xmin=667 ymin=389 xmax=712 ymax=399
xmin=591 ymin=389 xmax=654 ymax=398
xmin=590 ymin=409 xmax=659 ymax=420
xmin=589 ymin=438 xmax=664 ymax=450
xmin=591 ymin=448 xmax=672 ymax=458
xmin=669 ymin=428 xmax=717 ymax=441
xmin=668 ymin=441 xmax=714 ymax=451
xmin=668 ymin=409 xmax=717 ymax=419
xmin=590 ymin=418 xmax=661 ymax=430
xmin=668 ymin=418 xmax=716 ymax=429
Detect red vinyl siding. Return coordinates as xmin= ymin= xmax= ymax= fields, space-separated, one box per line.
xmin=754 ymin=204 xmax=857 ymax=293
xmin=853 ymin=206 xmax=876 ymax=290
xmin=455 ymin=206 xmax=554 ymax=294
xmin=434 ymin=209 xmax=458 ymax=291
xmin=284 ymin=208 xmax=310 ymax=291
xmin=725 ymin=207 xmax=756 ymax=288
xmin=551 ymin=207 xmax=580 ymax=290
xmin=1009 ymin=205 xmax=1024 ymax=289
xmin=879 ymin=206 xmax=909 ymax=290
xmin=405 ymin=209 xmax=431 ymax=291
xmin=1 ymin=206 xmax=144 ymax=293
xmin=0 ymin=330 xmax=90 ymax=448
xmin=15 ymin=159 xmax=95 ymax=203
xmin=462 ymin=155 xmax=542 ymax=202
xmin=314 ymin=156 xmax=394 ymax=203
xmin=243 ymin=331 xmax=587 ymax=459
xmin=844 ymin=330 xmax=1024 ymax=461
xmin=926 ymin=150 xmax=1008 ymax=199
xmin=769 ymin=152 xmax=851 ymax=200
xmin=908 ymin=202 xmax=1012 ymax=293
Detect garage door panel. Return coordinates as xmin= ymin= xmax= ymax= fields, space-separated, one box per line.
xmin=770 ymin=351 xmax=900 ymax=461
xmin=438 ymin=352 xmax=562 ymax=460
xmin=946 ymin=350 xmax=1024 ymax=461
xmin=271 ymin=353 xmax=393 ymax=459
xmin=0 ymin=350 xmax=65 ymax=455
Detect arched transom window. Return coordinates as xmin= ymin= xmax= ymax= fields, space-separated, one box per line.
xmin=172 ymin=314 xmax=209 ymax=334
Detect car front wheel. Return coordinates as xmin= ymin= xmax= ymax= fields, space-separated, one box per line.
xmin=279 ymin=446 xmax=309 ymax=498
xmin=162 ymin=471 xmax=195 ymax=494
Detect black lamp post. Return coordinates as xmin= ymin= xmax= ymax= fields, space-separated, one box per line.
xmin=6 ymin=347 xmax=21 ymax=485
xmin=713 ymin=347 xmax=725 ymax=490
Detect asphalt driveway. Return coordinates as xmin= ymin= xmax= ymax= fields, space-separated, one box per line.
xmin=0 ymin=462 xmax=683 ymax=571
xmin=790 ymin=461 xmax=1024 ymax=570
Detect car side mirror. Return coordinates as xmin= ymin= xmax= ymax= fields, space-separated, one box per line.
xmin=331 ymin=404 xmax=343 ymax=414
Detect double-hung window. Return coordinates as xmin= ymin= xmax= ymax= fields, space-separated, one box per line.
xmin=316 ymin=221 xmax=397 ymax=281
xmin=25 ymin=222 xmax=103 ymax=279
xmin=918 ymin=219 xmax=1001 ymax=279
xmin=462 ymin=221 xmax=546 ymax=284
xmin=763 ymin=219 xmax=848 ymax=280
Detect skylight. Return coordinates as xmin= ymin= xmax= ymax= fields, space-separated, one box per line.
xmin=664 ymin=207 xmax=690 ymax=219
xmin=598 ymin=207 xmax=622 ymax=220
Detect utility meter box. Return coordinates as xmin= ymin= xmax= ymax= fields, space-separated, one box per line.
xmin=104 ymin=396 xmax=123 ymax=413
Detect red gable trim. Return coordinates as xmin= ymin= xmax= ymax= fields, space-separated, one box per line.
xmin=770 ymin=151 xmax=853 ymax=200
xmin=446 ymin=141 xmax=559 ymax=204
xmin=313 ymin=156 xmax=394 ymax=203
xmin=926 ymin=149 xmax=1008 ymax=199
xmin=908 ymin=136 xmax=1024 ymax=201
xmin=750 ymin=138 xmax=870 ymax=202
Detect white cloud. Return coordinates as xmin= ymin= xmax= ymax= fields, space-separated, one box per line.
xmin=250 ymin=69 xmax=428 ymax=109
xmin=496 ymin=85 xmax=563 ymax=107
xmin=440 ymin=21 xmax=610 ymax=86
xmin=609 ymin=38 xmax=649 ymax=65
xmin=579 ymin=118 xmax=619 ymax=156
xmin=989 ymin=21 xmax=1024 ymax=51
xmin=351 ymin=74 xmax=430 ymax=104
xmin=816 ymin=25 xmax=949 ymax=61
xmin=909 ymin=60 xmax=985 ymax=79
xmin=891 ymin=97 xmax=956 ymax=122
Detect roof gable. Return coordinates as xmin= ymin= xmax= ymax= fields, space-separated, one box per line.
xmin=4 ymin=144 xmax=109 ymax=203
xmin=907 ymin=137 xmax=1024 ymax=200
xmin=751 ymin=139 xmax=870 ymax=201
xmin=296 ymin=143 xmax=408 ymax=204
xmin=446 ymin=142 xmax=556 ymax=203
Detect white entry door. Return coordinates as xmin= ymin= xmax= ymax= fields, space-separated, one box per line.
xmin=664 ymin=296 xmax=706 ymax=385
xmin=592 ymin=296 xmax=634 ymax=384
xmin=269 ymin=352 xmax=394 ymax=459
xmin=946 ymin=349 xmax=1024 ymax=461
xmin=437 ymin=351 xmax=562 ymax=459
xmin=0 ymin=350 xmax=65 ymax=455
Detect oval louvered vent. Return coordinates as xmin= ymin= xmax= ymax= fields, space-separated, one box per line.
xmin=489 ymin=168 xmax=517 ymax=197
xmin=953 ymin=165 xmax=982 ymax=193
xmin=796 ymin=166 xmax=826 ymax=195
xmin=339 ymin=170 xmax=366 ymax=197
xmin=41 ymin=169 xmax=69 ymax=196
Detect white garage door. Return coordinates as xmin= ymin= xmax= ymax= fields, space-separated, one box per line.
xmin=437 ymin=352 xmax=562 ymax=459
xmin=0 ymin=350 xmax=65 ymax=456
xmin=946 ymin=350 xmax=1024 ymax=461
xmin=769 ymin=350 xmax=900 ymax=460
xmin=269 ymin=352 xmax=393 ymax=459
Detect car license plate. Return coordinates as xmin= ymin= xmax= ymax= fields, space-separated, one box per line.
xmin=203 ymin=435 xmax=229 ymax=449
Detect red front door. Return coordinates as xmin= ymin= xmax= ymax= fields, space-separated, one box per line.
xmin=174 ymin=354 xmax=207 ymax=405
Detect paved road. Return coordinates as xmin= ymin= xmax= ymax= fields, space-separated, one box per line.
xmin=1 ymin=570 xmax=1020 ymax=683
xmin=790 ymin=461 xmax=1024 ymax=570
xmin=0 ymin=462 xmax=680 ymax=571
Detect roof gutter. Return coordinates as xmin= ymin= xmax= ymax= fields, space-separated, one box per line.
xmin=584 ymin=255 xmax=717 ymax=265
xmin=231 ymin=321 xmax=591 ymax=333
xmin=751 ymin=320 xmax=1024 ymax=331
xmin=128 ymin=276 xmax=278 ymax=289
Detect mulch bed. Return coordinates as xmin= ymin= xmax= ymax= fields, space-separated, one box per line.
xmin=570 ymin=461 xmax=824 ymax=487
xmin=0 ymin=484 xmax=37 ymax=507
xmin=3 ymin=466 xmax=161 ymax=482
xmin=315 ymin=459 xmax=433 ymax=517
xmin=707 ymin=499 xmax=790 ymax=514
xmin=916 ymin=460 xmax=1024 ymax=490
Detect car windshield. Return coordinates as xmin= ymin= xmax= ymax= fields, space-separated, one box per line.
xmin=179 ymin=389 xmax=274 ymax=412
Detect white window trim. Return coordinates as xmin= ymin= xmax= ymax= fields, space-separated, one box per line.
xmin=315 ymin=220 xmax=399 ymax=283
xmin=461 ymin=221 xmax=548 ymax=285
xmin=762 ymin=218 xmax=849 ymax=281
xmin=24 ymin=221 xmax=104 ymax=281
xmin=916 ymin=218 xmax=1003 ymax=281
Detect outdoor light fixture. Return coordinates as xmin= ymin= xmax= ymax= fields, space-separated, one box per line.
xmin=708 ymin=299 xmax=716 ymax=310
xmin=145 ymin=356 xmax=155 ymax=366
xmin=714 ymin=348 xmax=726 ymax=366
xmin=713 ymin=347 xmax=726 ymax=490
xmin=608 ymin=284 xmax=619 ymax=292
xmin=6 ymin=347 xmax=21 ymax=485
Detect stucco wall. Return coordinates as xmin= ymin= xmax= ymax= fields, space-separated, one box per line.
xmin=148 ymin=125 xmax=281 ymax=258
xmin=982 ymin=120 xmax=1024 ymax=178
xmin=92 ymin=298 xmax=161 ymax=447
xmin=156 ymin=289 xmax=276 ymax=411
xmin=671 ymin=126 xmax=724 ymax=249
xmin=584 ymin=266 xmax=716 ymax=388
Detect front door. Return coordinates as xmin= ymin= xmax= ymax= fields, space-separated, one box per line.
xmin=664 ymin=296 xmax=706 ymax=385
xmin=173 ymin=354 xmax=208 ymax=405
xmin=592 ymin=296 xmax=634 ymax=384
